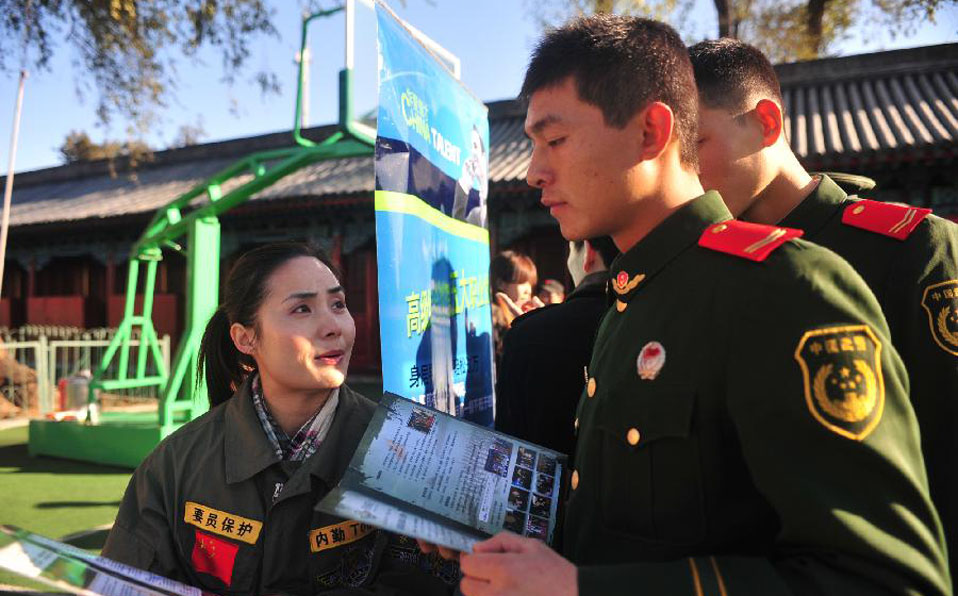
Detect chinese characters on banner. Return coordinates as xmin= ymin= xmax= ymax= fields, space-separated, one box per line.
xmin=374 ymin=2 xmax=494 ymax=425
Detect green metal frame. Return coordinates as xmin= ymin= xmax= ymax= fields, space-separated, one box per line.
xmin=30 ymin=6 xmax=376 ymax=465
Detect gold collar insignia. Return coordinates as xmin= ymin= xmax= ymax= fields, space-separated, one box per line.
xmin=612 ymin=271 xmax=645 ymax=296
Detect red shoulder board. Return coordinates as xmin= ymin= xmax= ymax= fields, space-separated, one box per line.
xmin=842 ymin=200 xmax=930 ymax=241
xmin=698 ymin=220 xmax=804 ymax=262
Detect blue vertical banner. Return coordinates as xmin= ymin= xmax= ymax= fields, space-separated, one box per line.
xmin=374 ymin=3 xmax=494 ymax=425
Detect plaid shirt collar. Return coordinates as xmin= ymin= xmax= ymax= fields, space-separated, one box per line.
xmin=250 ymin=373 xmax=340 ymax=462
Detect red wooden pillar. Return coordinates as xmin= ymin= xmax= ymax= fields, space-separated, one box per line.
xmin=26 ymin=259 xmax=35 ymax=298
xmin=80 ymin=260 xmax=90 ymax=297
xmin=105 ymin=254 xmax=116 ymax=298
xmin=330 ymin=232 xmax=344 ymax=271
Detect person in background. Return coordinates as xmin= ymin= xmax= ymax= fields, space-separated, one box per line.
xmin=496 ymin=237 xmax=618 ymax=458
xmin=691 ymin=38 xmax=958 ymax=577
xmin=536 ymin=279 xmax=566 ymax=305
xmin=490 ymin=250 xmax=540 ymax=364
xmin=102 ymin=242 xmax=458 ymax=596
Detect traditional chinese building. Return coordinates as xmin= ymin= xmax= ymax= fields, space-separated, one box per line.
xmin=2 ymin=43 xmax=956 ymax=374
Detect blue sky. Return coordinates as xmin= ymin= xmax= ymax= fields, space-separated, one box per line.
xmin=1 ymin=0 xmax=956 ymax=175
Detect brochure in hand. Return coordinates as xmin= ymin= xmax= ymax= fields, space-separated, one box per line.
xmin=0 ymin=525 xmax=216 ymax=596
xmin=316 ymin=393 xmax=567 ymax=553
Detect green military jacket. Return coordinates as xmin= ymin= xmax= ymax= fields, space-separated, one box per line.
xmin=780 ymin=175 xmax=958 ymax=573
xmin=565 ymin=192 xmax=949 ymax=595
xmin=102 ymin=380 xmax=458 ymax=596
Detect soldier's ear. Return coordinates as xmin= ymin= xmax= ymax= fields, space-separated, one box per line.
xmin=754 ymin=99 xmax=783 ymax=147
xmin=636 ymin=101 xmax=675 ymax=162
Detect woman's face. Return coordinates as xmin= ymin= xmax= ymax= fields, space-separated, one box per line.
xmin=238 ymin=256 xmax=356 ymax=396
xmin=501 ymin=281 xmax=532 ymax=307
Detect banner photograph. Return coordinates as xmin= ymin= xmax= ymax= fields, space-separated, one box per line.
xmin=374 ymin=2 xmax=495 ymax=425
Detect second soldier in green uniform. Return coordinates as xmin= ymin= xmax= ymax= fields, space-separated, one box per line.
xmin=691 ymin=38 xmax=958 ymax=580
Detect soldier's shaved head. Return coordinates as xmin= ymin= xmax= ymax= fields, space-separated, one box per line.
xmin=522 ymin=14 xmax=700 ymax=168
xmin=689 ymin=38 xmax=784 ymax=113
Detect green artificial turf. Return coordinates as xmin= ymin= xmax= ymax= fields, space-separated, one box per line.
xmin=0 ymin=425 xmax=132 ymax=590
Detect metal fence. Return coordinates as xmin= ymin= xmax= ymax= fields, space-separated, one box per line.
xmin=1 ymin=325 xmax=120 ymax=343
xmin=50 ymin=338 xmax=172 ymax=409
xmin=0 ymin=338 xmax=49 ymax=416
xmin=0 ymin=328 xmax=170 ymax=417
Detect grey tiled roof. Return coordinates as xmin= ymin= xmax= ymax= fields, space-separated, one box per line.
xmin=7 ymin=145 xmax=378 ymax=228
xmin=777 ymin=44 xmax=958 ymax=162
xmin=5 ymin=43 xmax=955 ymax=229
xmin=11 ymin=159 xmax=233 ymax=227
xmin=488 ymin=108 xmax=532 ymax=184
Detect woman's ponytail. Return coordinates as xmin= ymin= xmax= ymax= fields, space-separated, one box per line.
xmin=197 ymin=307 xmax=252 ymax=407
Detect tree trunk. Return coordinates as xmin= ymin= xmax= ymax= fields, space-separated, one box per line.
xmin=594 ymin=0 xmax=615 ymax=13
xmin=714 ymin=0 xmax=731 ymax=37
xmin=806 ymin=0 xmax=828 ymax=55
xmin=730 ymin=0 xmax=752 ymax=38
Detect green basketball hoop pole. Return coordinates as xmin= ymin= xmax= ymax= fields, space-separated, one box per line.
xmin=29 ymin=1 xmax=377 ymax=467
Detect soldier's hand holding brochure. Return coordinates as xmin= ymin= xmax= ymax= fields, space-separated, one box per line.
xmin=316 ymin=393 xmax=567 ymax=552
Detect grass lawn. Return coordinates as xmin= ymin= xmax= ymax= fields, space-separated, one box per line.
xmin=0 ymin=425 xmax=133 ymax=589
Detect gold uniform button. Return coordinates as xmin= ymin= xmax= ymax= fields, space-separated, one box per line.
xmin=712 ymin=223 xmax=728 ymax=234
xmin=853 ymin=205 xmax=865 ymax=215
xmin=571 ymin=470 xmax=579 ymax=490
xmin=587 ymin=377 xmax=597 ymax=398
xmin=616 ymin=300 xmax=627 ymax=313
xmin=626 ymin=428 xmax=641 ymax=446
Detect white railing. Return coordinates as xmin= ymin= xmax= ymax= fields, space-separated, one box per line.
xmin=0 ymin=339 xmax=49 ymax=416
xmin=0 ymin=334 xmax=171 ymax=416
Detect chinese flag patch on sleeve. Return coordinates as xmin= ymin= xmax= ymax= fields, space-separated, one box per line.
xmin=191 ymin=529 xmax=239 ymax=587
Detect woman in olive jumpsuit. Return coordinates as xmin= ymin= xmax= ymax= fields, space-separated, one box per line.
xmin=102 ymin=242 xmax=459 ymax=595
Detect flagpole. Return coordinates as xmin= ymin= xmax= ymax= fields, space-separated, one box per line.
xmin=0 ymin=68 xmax=27 ymax=297
xmin=0 ymin=0 xmax=32 ymax=298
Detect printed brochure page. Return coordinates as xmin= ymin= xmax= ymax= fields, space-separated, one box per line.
xmin=0 ymin=525 xmax=214 ymax=596
xmin=317 ymin=393 xmax=566 ymax=552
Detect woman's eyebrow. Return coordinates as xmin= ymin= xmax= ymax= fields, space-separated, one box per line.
xmin=283 ymin=291 xmax=317 ymax=303
xmin=283 ymin=286 xmax=343 ymax=303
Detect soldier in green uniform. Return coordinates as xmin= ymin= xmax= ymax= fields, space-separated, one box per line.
xmin=690 ymin=38 xmax=958 ymax=580
xmin=439 ymin=15 xmax=949 ymax=596
xmin=103 ymin=243 xmax=458 ymax=595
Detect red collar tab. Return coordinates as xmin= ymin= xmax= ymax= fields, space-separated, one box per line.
xmin=698 ymin=220 xmax=804 ymax=262
xmin=842 ymin=200 xmax=931 ymax=241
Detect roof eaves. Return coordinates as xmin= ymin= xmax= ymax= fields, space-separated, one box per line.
xmin=777 ymin=43 xmax=958 ymax=86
